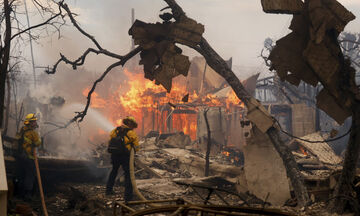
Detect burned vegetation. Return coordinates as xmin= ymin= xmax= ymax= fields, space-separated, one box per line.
xmin=1 ymin=0 xmax=360 ymax=215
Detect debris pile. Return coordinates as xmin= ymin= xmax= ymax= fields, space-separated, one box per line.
xmin=289 ymin=132 xmax=345 ymax=202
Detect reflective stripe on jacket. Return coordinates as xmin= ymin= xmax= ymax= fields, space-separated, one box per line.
xmin=17 ymin=126 xmax=41 ymax=159
xmin=109 ymin=125 xmax=140 ymax=152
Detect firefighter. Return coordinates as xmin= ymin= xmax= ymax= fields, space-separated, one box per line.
xmin=15 ymin=113 xmax=41 ymax=200
xmin=106 ymin=116 xmax=140 ymax=201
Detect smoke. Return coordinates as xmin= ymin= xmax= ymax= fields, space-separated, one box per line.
xmin=12 ymin=63 xmax=121 ymax=159
xmin=41 ymin=103 xmax=114 ymax=159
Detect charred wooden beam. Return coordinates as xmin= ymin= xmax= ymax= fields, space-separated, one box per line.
xmin=172 ymin=109 xmax=197 ymax=114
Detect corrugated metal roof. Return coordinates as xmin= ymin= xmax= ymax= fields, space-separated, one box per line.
xmin=295 ymin=133 xmax=342 ymax=165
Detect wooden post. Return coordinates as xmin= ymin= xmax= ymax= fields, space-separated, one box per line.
xmin=160 ymin=110 xmax=164 ymax=133
xmin=187 ymin=118 xmax=190 ymax=136
xmin=204 ymin=109 xmax=212 ymax=177
xmin=141 ymin=109 xmax=145 ymax=136
xmin=152 ymin=110 xmax=155 ymax=131
xmin=166 ymin=111 xmax=172 ymax=133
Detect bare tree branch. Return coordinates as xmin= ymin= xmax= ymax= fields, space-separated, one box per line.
xmin=260 ymin=48 xmax=271 ymax=67
xmin=44 ymin=45 xmax=140 ymax=132
xmin=163 ymin=0 xmax=185 ymax=19
xmin=46 ymin=47 xmax=125 ymax=74
xmin=71 ymin=46 xmax=141 ymax=123
xmin=46 ymin=2 xmax=128 ymax=75
xmin=44 ymin=2 xmax=146 ymax=125
xmin=10 ymin=1 xmax=64 ymax=41
xmin=60 ymin=3 xmax=103 ymax=50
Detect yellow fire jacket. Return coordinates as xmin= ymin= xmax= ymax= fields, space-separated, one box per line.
xmin=17 ymin=126 xmax=41 ymax=159
xmin=109 ymin=125 xmax=140 ymax=152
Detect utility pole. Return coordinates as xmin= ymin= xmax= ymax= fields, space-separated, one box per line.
xmin=131 ymin=8 xmax=135 ymax=50
xmin=23 ymin=0 xmax=37 ymax=88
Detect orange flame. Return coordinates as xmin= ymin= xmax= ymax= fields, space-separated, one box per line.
xmin=222 ymin=151 xmax=230 ymax=157
xmin=82 ymin=87 xmax=107 ymax=108
xmin=84 ymin=67 xmax=244 ymax=140
xmin=172 ymin=113 xmax=197 ymax=140
xmin=299 ymin=146 xmax=308 ymax=156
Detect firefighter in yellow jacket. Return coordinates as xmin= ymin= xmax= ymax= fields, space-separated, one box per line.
xmin=15 ymin=113 xmax=41 ymax=200
xmin=106 ymin=116 xmax=139 ymax=201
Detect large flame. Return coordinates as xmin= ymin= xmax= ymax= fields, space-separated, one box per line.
xmin=83 ymin=68 xmax=244 ymax=140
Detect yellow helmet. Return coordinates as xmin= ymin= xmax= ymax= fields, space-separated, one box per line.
xmin=24 ymin=113 xmax=37 ymax=125
xmin=123 ymin=116 xmax=138 ymax=128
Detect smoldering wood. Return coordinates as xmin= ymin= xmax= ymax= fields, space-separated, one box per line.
xmin=171 ymin=109 xmax=197 ymax=114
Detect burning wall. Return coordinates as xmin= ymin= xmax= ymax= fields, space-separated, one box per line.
xmin=82 ymin=57 xmax=245 ymax=149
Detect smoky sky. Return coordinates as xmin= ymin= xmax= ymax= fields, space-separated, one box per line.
xmin=24 ymin=0 xmax=360 ymax=79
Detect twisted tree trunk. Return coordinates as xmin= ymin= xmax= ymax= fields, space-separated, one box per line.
xmin=3 ymin=74 xmax=10 ymax=135
xmin=195 ymin=37 xmax=310 ymax=206
xmin=0 ymin=0 xmax=12 ymax=128
xmin=329 ymin=103 xmax=360 ymax=213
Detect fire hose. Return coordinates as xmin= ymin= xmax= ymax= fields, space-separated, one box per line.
xmin=33 ymin=148 xmax=49 ymax=216
xmin=129 ymin=147 xmax=156 ymax=207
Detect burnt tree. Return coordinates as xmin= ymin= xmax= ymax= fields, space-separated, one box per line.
xmin=261 ymin=0 xmax=360 ymax=213
xmin=0 ymin=0 xmax=64 ymax=129
xmin=0 ymin=0 xmax=11 ymax=129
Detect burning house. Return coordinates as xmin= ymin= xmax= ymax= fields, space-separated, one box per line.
xmin=75 ymin=56 xmax=255 ymax=157
xmin=1 ymin=0 xmax=359 ymax=215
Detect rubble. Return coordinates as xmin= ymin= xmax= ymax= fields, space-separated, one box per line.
xmin=290 ymin=132 xmax=342 ymax=166
xmin=289 ymin=132 xmax=346 ymax=202
xmin=155 ymin=131 xmax=191 ymax=149
xmin=5 ymin=124 xmax=352 ymax=215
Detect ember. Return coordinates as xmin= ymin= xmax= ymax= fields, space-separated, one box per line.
xmin=222 ymin=151 xmax=230 ymax=157
xmin=299 ymin=146 xmax=308 ymax=156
